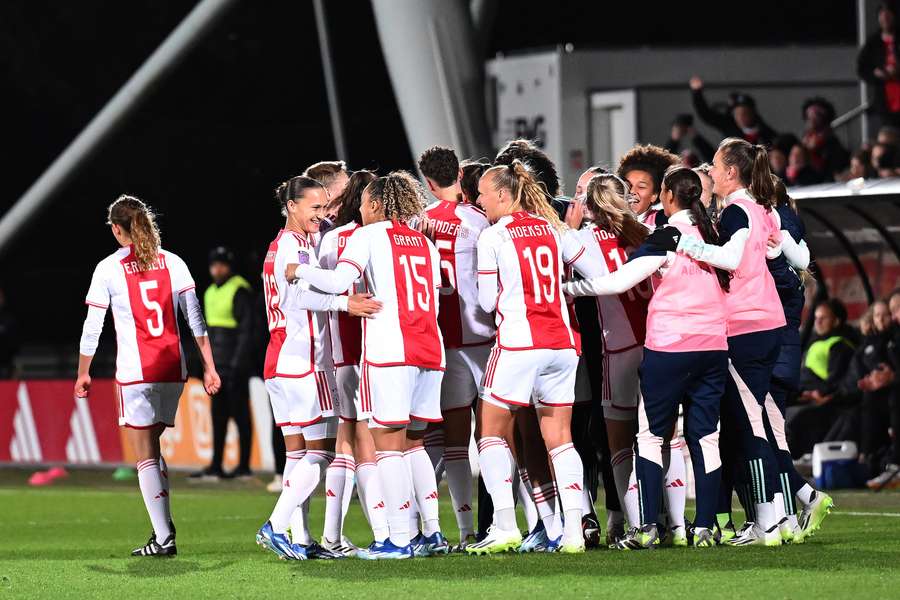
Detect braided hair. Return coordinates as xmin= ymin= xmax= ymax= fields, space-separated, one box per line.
xmin=365 ymin=171 xmax=427 ymax=223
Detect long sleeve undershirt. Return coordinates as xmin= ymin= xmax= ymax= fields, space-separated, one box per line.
xmin=564 ymin=254 xmax=667 ymax=297
xmin=295 ymin=262 xmax=359 ymax=295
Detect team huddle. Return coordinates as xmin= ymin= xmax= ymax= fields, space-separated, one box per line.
xmin=76 ymin=135 xmax=834 ymax=559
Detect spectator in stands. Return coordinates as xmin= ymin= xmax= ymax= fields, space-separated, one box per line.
xmin=801 ymin=97 xmax=850 ymax=180
xmin=0 ymin=287 xmax=19 ymax=379
xmin=664 ymin=114 xmax=714 ymax=164
xmin=859 ymin=290 xmax=900 ymax=488
xmin=786 ymin=299 xmax=857 ymax=457
xmin=858 ymin=2 xmax=900 ymax=128
xmin=877 ymin=124 xmax=900 ymax=145
xmin=871 ymin=141 xmax=900 ymax=177
xmin=768 ymin=134 xmax=800 ymax=181
xmin=854 ymin=300 xmax=895 ymax=477
xmin=688 ymin=75 xmax=777 ymax=146
xmin=847 ymin=148 xmax=876 ymax=180
xmin=190 ymin=247 xmax=254 ymax=480
xmin=786 ymin=142 xmax=824 ymax=186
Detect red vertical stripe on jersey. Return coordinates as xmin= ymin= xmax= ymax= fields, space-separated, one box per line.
xmin=426 ymin=202 xmax=464 ymax=348
xmin=595 ymin=229 xmax=649 ymax=345
xmin=335 ymin=227 xmax=362 ymax=365
xmin=388 ymin=222 xmax=443 ymax=369
xmin=506 ymin=213 xmax=571 ymax=350
xmin=262 ymin=232 xmax=286 ymax=380
xmin=121 ymin=251 xmax=183 ymax=382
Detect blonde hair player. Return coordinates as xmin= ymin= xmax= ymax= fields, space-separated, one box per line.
xmin=75 ymin=195 xmax=221 ymax=557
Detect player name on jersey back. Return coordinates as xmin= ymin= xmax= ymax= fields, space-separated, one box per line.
xmin=424 ymin=201 xmax=494 ymax=348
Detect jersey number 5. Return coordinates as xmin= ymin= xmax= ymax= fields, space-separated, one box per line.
xmin=398 ymin=254 xmax=431 ymax=311
xmin=139 ymin=280 xmax=165 ymax=338
xmin=522 ymin=246 xmax=556 ymax=305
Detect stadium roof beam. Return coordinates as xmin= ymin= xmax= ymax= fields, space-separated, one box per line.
xmin=371 ymin=0 xmax=492 ymax=168
xmin=801 ymin=206 xmax=876 ymax=305
xmin=313 ymin=0 xmax=347 ymax=162
xmin=0 ymin=0 xmax=238 ymax=257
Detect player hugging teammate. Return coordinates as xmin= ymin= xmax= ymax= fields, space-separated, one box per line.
xmin=78 ymin=140 xmax=832 ymax=560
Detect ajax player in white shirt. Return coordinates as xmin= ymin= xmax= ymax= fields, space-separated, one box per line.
xmin=419 ymin=146 xmax=494 ymax=549
xmin=316 ymin=170 xmax=391 ymax=553
xmin=75 ymin=195 xmax=221 ymax=557
xmin=256 ymin=176 xmax=381 ymax=561
xmin=290 ymin=171 xmax=449 ymax=560
xmin=467 ymin=161 xmax=604 ymax=555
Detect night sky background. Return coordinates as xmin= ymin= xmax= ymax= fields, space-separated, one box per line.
xmin=0 ymin=0 xmax=856 ymax=365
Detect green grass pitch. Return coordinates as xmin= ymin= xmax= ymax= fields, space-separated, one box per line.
xmin=1 ymin=469 xmax=898 ymax=599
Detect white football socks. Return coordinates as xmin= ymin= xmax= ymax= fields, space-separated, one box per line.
xmin=405 ymin=446 xmax=442 ymax=537
xmin=549 ymin=443 xmax=585 ymax=544
xmin=356 ymin=460 xmax=389 ymax=542
xmin=514 ymin=467 xmax=540 ymax=532
xmin=532 ymin=482 xmax=563 ymax=539
xmin=137 ymin=458 xmax=172 ymax=541
xmin=664 ymin=440 xmax=687 ymax=529
xmin=611 ymin=448 xmax=638 ymax=527
xmin=158 ymin=456 xmax=172 ymax=524
xmin=444 ymin=446 xmax=475 ymax=538
xmin=376 ymin=450 xmax=413 ymax=547
xmin=477 ymin=437 xmax=516 ymax=531
xmin=322 ymin=453 xmax=355 ymax=542
xmin=270 ymin=450 xmax=334 ymax=535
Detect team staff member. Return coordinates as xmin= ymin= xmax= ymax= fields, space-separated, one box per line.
xmin=76 ymin=195 xmax=221 ymax=557
xmin=564 ymin=167 xmax=731 ymax=549
xmin=678 ymin=138 xmax=787 ymax=546
xmin=189 ymin=247 xmax=254 ymax=480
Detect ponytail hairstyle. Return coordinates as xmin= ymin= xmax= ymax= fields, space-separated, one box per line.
xmin=717 ymin=137 xmax=776 ymax=209
xmin=663 ymin=166 xmax=731 ymax=292
xmin=772 ymin=175 xmax=798 ymax=214
xmin=365 ymin=170 xmax=427 ymax=223
xmin=107 ymin=195 xmax=161 ymax=271
xmin=584 ymin=173 xmax=648 ymax=248
xmin=485 ymin=160 xmax=564 ymax=230
xmin=274 ymin=175 xmax=326 ymax=217
xmin=335 ymin=169 xmax=377 ymax=227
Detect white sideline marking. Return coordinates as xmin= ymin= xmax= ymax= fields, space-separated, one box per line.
xmin=835 ymin=511 xmax=900 ymax=518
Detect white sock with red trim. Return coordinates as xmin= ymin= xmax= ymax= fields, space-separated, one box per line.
xmin=515 ymin=468 xmax=540 ymax=532
xmin=270 ymin=450 xmax=334 ymax=535
xmin=444 ymin=446 xmax=474 ymax=538
xmin=477 ymin=437 xmax=517 ymax=531
xmin=405 ymin=446 xmax=442 ymax=537
xmin=664 ymin=439 xmax=687 ymax=529
xmin=532 ymin=482 xmax=563 ymax=539
xmin=322 ymin=453 xmax=355 ymax=543
xmin=137 ymin=458 xmax=172 ymax=541
xmin=612 ymin=448 xmax=639 ymax=527
xmin=357 ymin=461 xmax=389 ymax=541
xmin=549 ymin=443 xmax=585 ymax=544
xmin=376 ymin=450 xmax=413 ymax=547
xmin=283 ymin=450 xmax=310 ymax=542
xmin=423 ymin=428 xmax=445 ymax=485
xmin=158 ymin=456 xmax=172 ymax=524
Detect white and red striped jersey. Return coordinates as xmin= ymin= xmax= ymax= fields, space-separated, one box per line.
xmin=572 ymin=225 xmax=652 ymax=352
xmin=424 ymin=200 xmax=495 ymax=348
xmin=318 ymin=222 xmax=363 ymax=367
xmin=477 ymin=212 xmax=599 ymax=351
xmin=336 ymin=220 xmax=445 ymax=370
xmin=84 ymin=246 xmax=195 ymax=385
xmin=263 ymin=229 xmax=334 ymax=379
